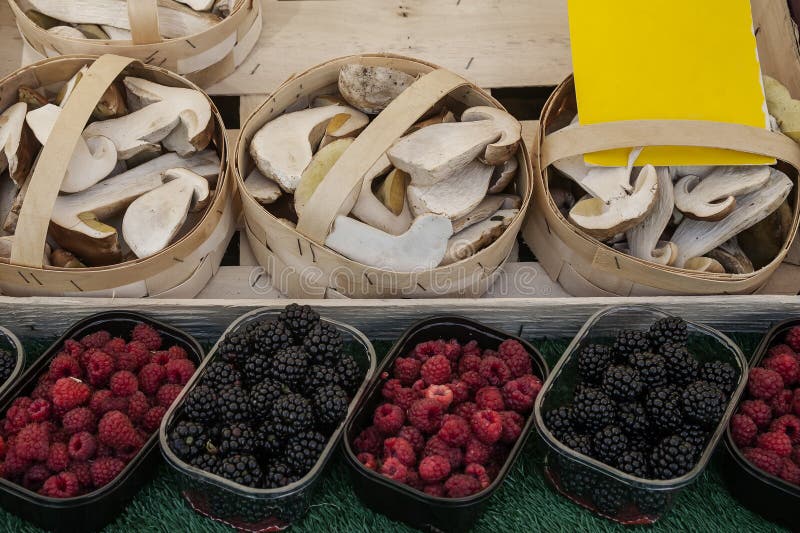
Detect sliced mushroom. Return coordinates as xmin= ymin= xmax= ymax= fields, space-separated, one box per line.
xmin=406 ymin=109 xmax=456 ymax=134
xmin=24 ymin=9 xmax=60 ymax=30
xmin=48 ymin=26 xmax=87 ymax=39
xmin=407 ymin=160 xmax=493 ymax=220
xmin=674 ymin=166 xmax=770 ymax=221
xmin=338 ymin=64 xmax=416 ymax=114
xmin=671 ymin=168 xmax=793 ymax=268
xmin=569 ymin=164 xmax=659 ymax=240
xmin=452 ymin=195 xmax=506 ymax=233
xmin=442 ymin=208 xmax=518 ymax=265
xmin=350 ymin=155 xmax=413 ymax=236
xmin=100 ymin=25 xmax=132 ymax=40
xmin=764 ymin=75 xmax=800 ymax=143
xmin=489 ymin=157 xmax=518 ymax=194
xmin=684 ymin=256 xmax=726 ymax=273
xmin=376 ymin=168 xmax=410 ymax=217
xmin=75 ymin=24 xmax=109 ymax=39
xmin=56 ymin=67 xmax=128 ymax=120
xmin=244 ymin=168 xmax=281 ymax=205
xmin=175 ymin=0 xmax=215 ymax=10
xmin=294 ymin=138 xmax=353 ymax=217
xmin=51 ymin=249 xmax=86 ymax=268
xmin=460 ymin=107 xmax=521 ymax=165
xmin=18 ymin=87 xmax=48 ymax=110
xmin=707 ymin=238 xmax=754 ymax=274
xmin=625 ymin=167 xmax=677 ymax=265
xmin=0 ymin=102 xmax=38 ymax=187
xmin=325 ymin=214 xmax=453 ymax=271
xmin=739 ymin=199 xmax=793 ymax=269
xmin=0 ymin=236 xmax=50 ymax=266
xmin=212 ymin=0 xmax=234 ymax=17
xmin=552 ymin=147 xmax=642 ymax=203
xmin=249 ymin=105 xmax=368 ymax=193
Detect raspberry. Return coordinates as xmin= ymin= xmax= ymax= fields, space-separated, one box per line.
xmin=80 ymin=331 xmax=111 ymax=349
xmin=408 ymin=399 xmax=444 ymax=434
xmin=476 ymin=387 xmax=505 ymax=411
xmin=445 ymin=474 xmax=481 ymax=497
xmin=125 ymin=341 xmax=151 ymax=369
xmin=353 ymin=426 xmax=382 ymax=455
xmin=0 ymin=436 xmax=5 ymax=459
xmin=771 ymin=414 xmax=800 ymax=445
xmin=459 ymin=354 xmax=482 ymax=374
xmin=40 ymin=472 xmax=80 ymax=497
xmin=394 ymin=358 xmax=422 ymax=385
xmin=465 ymin=463 xmax=491 ymax=489
xmin=786 ymin=326 xmax=800 ymax=352
xmin=424 ymin=436 xmax=463 ymax=469
xmin=164 ymin=359 xmax=196 ymax=385
xmin=22 ymin=464 xmax=49 ymax=490
xmin=2 ymin=446 xmax=30 ymax=477
xmin=3 ymin=405 xmax=29 ymax=434
xmin=31 ymin=381 xmax=53 ymax=402
xmin=500 ymin=411 xmax=524 ymax=444
xmin=498 ymin=340 xmax=533 ymax=377
xmin=479 ymin=356 xmax=512 ymax=386
xmin=67 ymin=461 xmax=92 ymax=487
xmin=771 ymin=390 xmax=794 ymax=417
xmin=471 ymin=410 xmax=503 ymax=444
xmin=740 ymin=400 xmax=773 ymax=429
xmin=757 ymin=431 xmax=792 ymax=457
xmin=62 ymin=407 xmax=96 ymax=435
xmin=98 ymin=411 xmax=138 ymax=449
xmin=411 ymin=379 xmax=427 ymax=396
xmin=142 ymin=406 xmax=166 ymax=432
xmin=502 ymin=375 xmax=542 ymax=413
xmin=102 ymin=337 xmax=125 ymax=355
xmin=13 ymin=396 xmax=33 ymax=410
xmin=453 ymin=402 xmax=479 ymax=421
xmin=780 ymin=458 xmax=800 ymax=485
xmin=48 ymin=355 xmax=82 ymax=381
xmin=731 ymin=414 xmax=758 ymax=448
xmin=68 ymin=432 xmax=97 ymax=461
xmin=414 ymin=340 xmax=445 ymax=361
xmin=115 ymin=437 xmax=144 ymax=462
xmin=150 ymin=351 xmax=171 ymax=366
xmin=460 ymin=371 xmax=487 ymax=392
xmin=357 ymin=452 xmax=377 ymax=470
xmin=62 ymin=339 xmax=84 ymax=359
xmin=132 ymin=323 xmax=162 ymax=350
xmin=109 ymin=371 xmax=138 ymax=397
xmin=383 ymin=437 xmax=416 ymax=467
xmin=748 ymin=368 xmax=784 ymax=400
xmin=46 ymin=442 xmax=69 ymax=472
xmin=424 ymin=384 xmax=454 ymax=409
xmin=373 ymin=404 xmax=405 ymax=435
xmin=406 ymin=469 xmax=423 ymax=490
xmin=744 ymin=447 xmax=783 ymax=475
xmin=127 ymin=391 xmax=149 ymax=423
xmin=168 ymin=345 xmax=188 ymax=360
xmin=27 ymin=399 xmax=51 ymax=423
xmin=794 ymin=445 xmax=800 ymax=465
xmin=379 ymin=457 xmax=408 ymax=482
xmin=766 ymin=354 xmax=799 ymax=386
xmin=155 ymin=384 xmax=183 ymax=408
xmin=794 ymin=390 xmax=800 ymax=417
xmin=114 ymin=352 xmax=139 ymax=372
xmin=91 ymin=457 xmax=125 ymax=488
xmin=15 ymin=423 xmax=50 ymax=461
xmin=85 ymin=350 xmax=115 ymax=387
xmin=769 ymin=344 xmax=796 ymax=359
xmin=138 ymin=364 xmax=166 ymax=396
xmin=419 ymin=455 xmax=451 ymax=482
xmin=438 ymin=415 xmax=471 ymax=447
xmin=397 ymin=426 xmax=425 ymax=454
xmin=89 ymin=390 xmax=124 ymax=416
xmin=394 ymin=388 xmax=417 ymax=411
xmin=381 ymin=379 xmax=403 ymax=401
xmin=421 ymin=355 xmax=451 ymax=386
xmin=449 ymin=381 xmax=470 ymax=404
xmin=52 ymin=378 xmax=90 ymax=411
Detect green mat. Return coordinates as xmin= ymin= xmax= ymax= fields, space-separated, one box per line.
xmin=0 ymin=336 xmax=787 ymax=532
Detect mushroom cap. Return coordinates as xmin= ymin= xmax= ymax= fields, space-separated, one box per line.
xmin=244 ymin=168 xmax=281 ymax=205
xmin=338 ymin=64 xmax=416 ymax=114
xmin=0 ymin=102 xmax=37 ymax=187
xmin=460 ymin=106 xmax=522 ymax=165
xmin=406 ymin=159 xmax=493 ymax=220
xmin=674 ymin=166 xmax=770 ymax=221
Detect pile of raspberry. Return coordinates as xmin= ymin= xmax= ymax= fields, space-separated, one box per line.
xmin=0 ymin=323 xmax=195 ymax=498
xmin=730 ymin=325 xmax=800 ymax=486
xmin=352 ymin=338 xmax=541 ymax=498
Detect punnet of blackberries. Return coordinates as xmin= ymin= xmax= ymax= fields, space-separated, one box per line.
xmin=168 ymin=304 xmax=364 ymax=490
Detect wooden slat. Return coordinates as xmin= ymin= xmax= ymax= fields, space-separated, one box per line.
xmin=0 ymin=2 xmax=23 ymax=79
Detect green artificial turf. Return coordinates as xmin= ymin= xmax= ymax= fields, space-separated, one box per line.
xmin=0 ymin=335 xmax=788 ymax=532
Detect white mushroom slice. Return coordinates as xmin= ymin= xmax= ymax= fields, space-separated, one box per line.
xmin=684 ymin=257 xmax=726 ymax=273
xmin=351 ymin=155 xmax=413 ymax=236
xmin=325 ymin=214 xmax=453 ymax=272
xmin=376 ymin=168 xmax=410 ymax=216
xmin=626 ymin=167 xmax=677 ymax=265
xmin=671 ymin=168 xmax=793 ymax=268
xmin=47 ymin=26 xmax=87 ymax=39
xmin=100 ymin=25 xmax=132 ymax=40
xmin=406 ymin=110 xmax=456 ymax=135
xmin=553 ymin=147 xmax=642 ymax=203
xmin=26 ymin=104 xmax=117 ymax=193
xmin=0 ymin=102 xmax=37 ymax=187
xmin=489 ymin=157 xmax=518 ymax=194
xmin=407 ymin=160 xmax=493 ymax=220
xmin=338 ymin=64 xmax=416 ymax=114
xmin=452 ymin=195 xmax=505 ymax=233
xmin=294 ymin=138 xmax=353 ymax=217
xmin=175 ymin=0 xmax=215 ymax=10
xmin=122 ymin=168 xmax=210 ymax=258
xmin=674 ymin=166 xmax=771 ymax=221
xmin=707 ymin=238 xmax=754 ymax=274
xmin=568 ymin=164 xmax=659 ymax=240
xmin=244 ymin=168 xmax=281 ymax=205
xmin=460 ymin=107 xmax=522 ymax=165
xmin=57 ymin=68 xmax=127 ymax=120
xmin=442 ymin=208 xmax=518 ymax=265
xmin=249 ymin=105 xmax=368 ymax=193
xmin=76 ymin=23 xmax=109 ymax=39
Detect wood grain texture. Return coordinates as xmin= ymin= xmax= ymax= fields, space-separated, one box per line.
xmin=0 ymin=1 xmax=23 ymax=79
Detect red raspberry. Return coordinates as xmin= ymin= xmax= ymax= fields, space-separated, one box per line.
xmin=68 ymin=432 xmax=97 ymax=461
xmin=424 ymin=384 xmax=454 ymax=409
xmin=15 ymin=423 xmax=50 ymax=461
xmin=502 ymin=375 xmax=542 ymax=413
xmin=127 ymin=391 xmax=149 ymax=423
xmin=423 ymin=483 xmax=445 ymax=497
xmin=22 ymin=464 xmax=50 ymax=491
xmin=780 ymin=457 xmax=800 ymax=485
xmin=438 ymin=415 xmax=471 ymax=447
xmin=109 ymin=371 xmax=138 ymax=397
xmin=85 ymin=350 xmax=115 ymax=387
xmin=460 ymin=371 xmax=488 ymax=392
xmin=12 ymin=396 xmax=33 ymax=410
xmin=397 ymin=426 xmax=425 ymax=454
xmin=406 ymin=469 xmax=423 ymax=490
xmin=155 ymin=384 xmax=183 ymax=408
xmin=445 ymin=474 xmax=481 ymax=497
xmin=441 ymin=339 xmax=462 ymax=362
xmin=448 ymin=381 xmax=470 ymax=404
xmin=794 ymin=390 xmax=800 ymax=417
xmin=419 ymin=455 xmax=451 ymax=482
xmin=453 ymin=402 xmax=479 ymax=421
xmin=786 ymin=326 xmax=800 ymax=352
xmin=0 ymin=435 xmax=5 ymax=459
xmin=103 ymin=337 xmax=126 ymax=356
xmin=411 ymin=379 xmax=427 ymax=396
xmin=114 ymin=352 xmax=139 ymax=372
xmin=479 ymin=356 xmax=512 ymax=387
xmin=500 ymin=411 xmax=525 ymax=444
xmin=354 ymin=426 xmax=383 ymax=455
xmin=167 ymin=345 xmax=188 ymax=360
xmin=80 ymin=331 xmax=111 ymax=349
xmin=471 ymin=410 xmax=503 ymax=444
xmin=421 ymin=355 xmax=451 ymax=386
xmin=3 ymin=405 xmax=29 ymax=434
xmin=126 ymin=341 xmax=151 ymax=369
xmin=67 ymin=461 xmax=92 ymax=487
xmin=381 ymin=379 xmax=403 ymax=401
xmin=164 ymin=359 xmax=196 ymax=385
xmin=744 ymin=447 xmax=783 ymax=475
xmin=138 ymin=364 xmax=166 ymax=396
xmin=476 ymin=387 xmax=505 ymax=411
xmin=98 ymin=411 xmax=138 ymax=449
xmin=89 ymin=390 xmax=124 ymax=416
xmin=408 ymin=399 xmax=444 ymax=434
xmin=373 ymin=404 xmax=405 ymax=435
xmin=62 ymin=339 xmax=84 ymax=359
xmin=1 ymin=446 xmax=29 ymax=477
xmin=151 ymin=351 xmax=171 ymax=366
xmin=90 ymin=457 xmax=125 ymax=488
xmin=394 ymin=388 xmax=417 ymax=411
xmin=461 ymin=340 xmax=480 ymax=357
xmin=748 ymin=368 xmax=784 ymax=400
xmin=465 ymin=463 xmax=491 ymax=489
xmin=771 ymin=414 xmax=800 ymax=444
xmin=414 ymin=340 xmax=445 ymax=362
xmin=357 ymin=452 xmax=377 ymax=470
xmin=483 ymin=349 xmax=499 ymax=358
xmin=40 ymin=472 xmax=80 ymax=497
xmin=769 ymin=344 xmax=796 ymax=359
xmin=383 ymin=437 xmax=416 ymax=467
xmin=730 ymin=414 xmax=758 ymax=448
xmin=740 ymin=400 xmax=773 ymax=429
xmin=758 ymin=431 xmax=792 ymax=457
xmin=97 ymin=443 xmax=113 ymax=458
xmin=62 ymin=407 xmax=96 ymax=435
xmin=27 ymin=399 xmax=51 ymax=423
xmin=498 ymin=340 xmax=533 ymax=376
xmin=765 ymin=354 xmax=799 ymax=386
xmin=794 ymin=445 xmax=800 ymax=465
xmin=132 ymin=323 xmax=162 ymax=351
xmin=46 ymin=442 xmax=69 ymax=472
xmin=141 ymin=406 xmax=166 ymax=433
xmin=379 ymin=457 xmax=408 ymax=482
xmin=31 ymin=381 xmax=54 ymax=402
xmin=458 ymin=354 xmax=482 ymax=375
xmin=52 ymin=378 xmax=90 ymax=411
xmin=115 ymin=436 xmax=145 ymax=462
xmin=424 ymin=436 xmax=463 ymax=469
xmin=394 ymin=358 xmax=422 ymax=385
xmin=771 ymin=390 xmax=794 ymax=417
xmin=48 ymin=355 xmax=82 ymax=381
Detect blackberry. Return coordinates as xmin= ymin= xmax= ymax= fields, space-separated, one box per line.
xmin=573 ymin=387 xmax=616 ymax=433
xmin=271 ymin=393 xmax=313 ymax=434
xmin=202 ymin=361 xmax=242 ymax=391
xmin=302 ymin=364 xmax=338 ymax=395
xmin=218 ymin=423 xmax=256 ymax=456
xmin=700 ymin=361 xmax=737 ymax=395
xmin=254 ymin=422 xmax=286 ymax=457
xmin=263 ymin=461 xmax=299 ymax=488
xmin=218 ymin=454 xmax=262 ymax=488
xmin=627 ymin=434 xmax=654 ymax=455
xmin=612 ymin=330 xmax=651 ymax=361
xmin=659 ymin=343 xmax=699 ymax=385
xmin=592 ymin=425 xmax=628 ymax=465
xmin=650 ymin=435 xmax=696 ymax=479
xmin=616 ymin=450 xmax=649 ymax=478
xmin=249 ymin=378 xmax=292 ymax=415
xmin=303 ymin=322 xmax=344 ymax=365
xmin=591 ymin=483 xmax=627 ymax=516
xmin=168 ymin=421 xmax=209 ymax=460
xmin=677 ymin=424 xmax=708 ymax=454
xmin=312 ymin=384 xmax=349 ymax=427
xmin=602 ymin=365 xmax=643 ymax=402
xmin=681 ymin=381 xmax=726 ymax=427
xmin=267 ymin=346 xmax=309 ymax=388
xmin=0 ymin=349 xmax=15 ymax=383
xmin=252 ymin=320 xmax=293 ymax=354
xmin=559 ymin=463 xmax=598 ymax=498
xmin=218 ymin=386 xmax=250 ymax=422
xmin=648 ymin=317 xmax=688 ymax=349
xmin=243 ymin=352 xmax=273 ymax=387
xmin=544 ymin=406 xmax=575 ymax=440
xmin=332 ymin=354 xmax=362 ymax=394
xmin=632 ymin=489 xmax=669 ymax=515
xmin=562 ymin=432 xmax=593 ymax=456
xmin=190 ymin=453 xmax=220 ymax=475
xmin=629 ymin=352 xmax=668 ymax=388
xmin=617 ymin=402 xmax=648 ymax=437
xmin=284 ymin=430 xmax=327 ymax=475
xmin=645 ymin=386 xmax=684 ymax=433
xmin=279 ymin=304 xmax=321 ymax=340
xmin=217 ymin=332 xmax=249 ymax=367
xmin=577 ymin=344 xmax=613 ymax=384
xmin=183 ymin=385 xmax=218 ymax=423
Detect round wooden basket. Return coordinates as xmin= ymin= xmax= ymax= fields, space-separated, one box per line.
xmin=8 ymin=0 xmax=262 ymax=88
xmin=523 ymin=76 xmax=800 ymax=296
xmin=235 ymin=54 xmax=533 ymax=299
xmin=0 ymin=54 xmax=234 ymax=298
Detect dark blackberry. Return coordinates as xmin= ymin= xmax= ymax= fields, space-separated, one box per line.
xmin=592 ymin=425 xmax=628 ymax=465
xmin=700 ymin=361 xmax=737 ymax=395
xmin=544 ymin=406 xmax=575 ymax=440
xmin=218 ymin=386 xmax=250 ymax=422
xmin=562 ymin=432 xmax=593 ymax=456
xmin=577 ymin=344 xmax=613 ymax=384
xmin=267 ymin=346 xmax=309 ymax=388
xmin=270 ymin=393 xmax=313 ymax=434
xmin=190 ymin=453 xmax=220 ymax=475
xmin=602 ymin=365 xmax=643 ymax=402
xmin=677 ymin=424 xmax=708 ymax=454
xmin=284 ymin=430 xmax=327 ymax=475
xmin=617 ymin=402 xmax=648 ymax=437
xmin=616 ymin=450 xmax=649 ymax=478
xmin=218 ymin=423 xmax=256 ymax=456
xmin=591 ymin=483 xmax=627 ymax=516
xmin=628 ymin=433 xmax=655 ymax=455
xmin=632 ymin=489 xmax=669 ymax=515
xmin=629 ymin=352 xmax=668 ymax=388
xmin=648 ymin=317 xmax=688 ymax=349
xmin=681 ymin=381 xmax=726 ymax=427
xmin=217 ymin=332 xmax=249 ymax=367
xmin=303 ymin=322 xmax=344 ymax=365
xmin=332 ymin=354 xmax=362 ymax=394
xmin=168 ymin=421 xmax=209 ymax=460
xmin=659 ymin=342 xmax=699 ymax=385
xmin=183 ymin=385 xmax=218 ymax=423
xmin=612 ymin=330 xmax=651 ymax=361
xmin=249 ymin=378 xmax=291 ymax=415
xmin=312 ymin=384 xmax=349 ymax=427
xmin=573 ymin=387 xmax=616 ymax=432
xmin=559 ymin=463 xmax=598 ymax=498
xmin=645 ymin=386 xmax=683 ymax=433
xmin=279 ymin=304 xmax=320 ymax=340
xmin=254 ymin=422 xmax=286 ymax=457
xmin=218 ymin=454 xmax=262 ymax=488
xmin=650 ymin=435 xmax=696 ymax=480
xmin=243 ymin=352 xmax=272 ymax=387
xmin=252 ymin=320 xmax=293 ymax=354
xmin=302 ymin=364 xmax=338 ymax=395
xmin=0 ymin=349 xmax=15 ymax=383
xmin=263 ymin=461 xmax=299 ymax=488
xmin=202 ymin=361 xmax=242 ymax=391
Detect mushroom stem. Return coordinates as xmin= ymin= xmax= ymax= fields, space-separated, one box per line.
xmin=626 ymin=167 xmax=677 ymax=265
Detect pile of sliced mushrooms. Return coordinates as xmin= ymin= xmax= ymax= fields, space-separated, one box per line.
xmin=0 ymin=67 xmax=219 ymax=267
xmin=548 ymin=76 xmax=800 ymax=275
xmin=18 ymin=0 xmax=234 ymax=41
xmin=246 ymin=63 xmax=524 ymax=272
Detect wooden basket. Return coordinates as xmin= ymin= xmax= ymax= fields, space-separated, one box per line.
xmin=0 ymin=54 xmax=234 ymax=298
xmin=235 ymin=54 xmax=533 ymax=299
xmin=8 ymin=0 xmax=262 ymax=88
xmin=523 ymin=76 xmax=800 ymax=297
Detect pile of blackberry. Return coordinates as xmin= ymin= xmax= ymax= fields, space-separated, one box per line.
xmin=544 ymin=316 xmax=738 ymax=516
xmin=168 ymin=304 xmax=362 ymax=490
xmin=0 ymin=348 xmax=16 ymax=385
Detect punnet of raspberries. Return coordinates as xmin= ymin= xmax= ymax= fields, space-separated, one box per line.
xmin=731 ymin=325 xmax=800 ymax=486
xmin=0 ymin=322 xmax=195 ymax=498
xmin=352 ymin=337 xmax=541 ymax=498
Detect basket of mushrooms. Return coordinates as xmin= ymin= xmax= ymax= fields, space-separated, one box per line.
xmin=0 ymin=54 xmax=233 ymax=297
xmin=235 ymin=54 xmax=531 ymax=298
xmin=8 ymin=0 xmax=261 ymax=88
xmin=523 ymin=75 xmax=800 ymax=296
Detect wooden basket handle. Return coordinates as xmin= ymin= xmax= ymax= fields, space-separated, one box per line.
xmin=128 ymin=0 xmax=162 ymax=45
xmin=11 ymin=54 xmax=137 ymax=268
xmin=295 ymin=68 xmax=471 ymax=244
